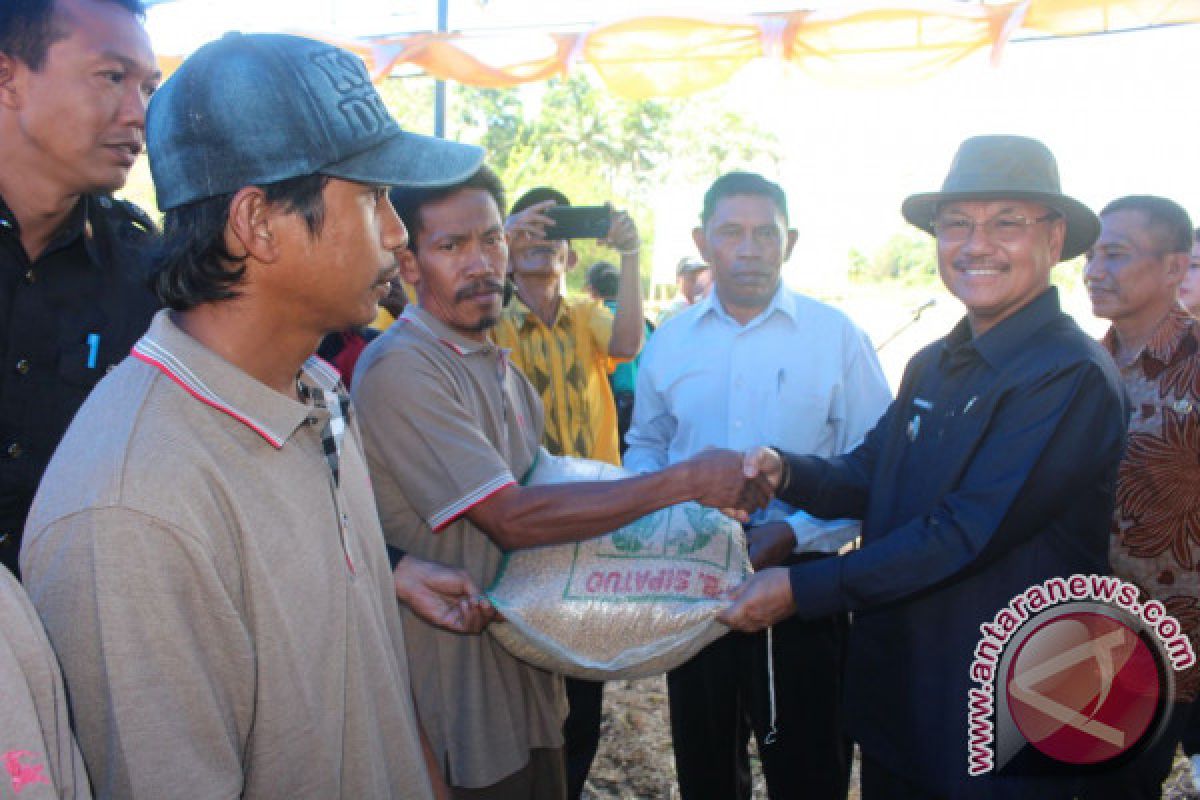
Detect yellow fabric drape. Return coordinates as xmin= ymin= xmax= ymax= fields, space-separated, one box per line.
xmin=1021 ymin=0 xmax=1200 ymax=34
xmin=584 ymin=16 xmax=766 ymax=100
xmin=155 ymin=1 xmax=1200 ymax=99
xmin=785 ymin=4 xmax=1020 ymax=87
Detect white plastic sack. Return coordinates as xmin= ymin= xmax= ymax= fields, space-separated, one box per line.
xmin=485 ymin=452 xmax=751 ymax=680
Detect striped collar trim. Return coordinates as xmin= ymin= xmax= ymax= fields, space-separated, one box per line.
xmin=132 ymin=336 xmax=335 ymax=449
xmin=401 ymin=306 xmax=492 ymax=356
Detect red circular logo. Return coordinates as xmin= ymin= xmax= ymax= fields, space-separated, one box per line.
xmin=1005 ymin=611 xmax=1161 ymax=765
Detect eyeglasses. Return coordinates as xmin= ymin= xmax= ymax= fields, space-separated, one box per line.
xmin=932 ymin=212 xmax=1060 ymax=244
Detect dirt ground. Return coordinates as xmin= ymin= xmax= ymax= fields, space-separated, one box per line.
xmin=582 ymin=677 xmax=1198 ymax=800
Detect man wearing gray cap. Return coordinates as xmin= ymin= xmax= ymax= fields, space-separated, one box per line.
xmin=658 ymin=257 xmax=712 ymax=325
xmin=21 ymin=33 xmax=489 ymax=799
xmin=720 ymin=136 xmax=1129 ymax=796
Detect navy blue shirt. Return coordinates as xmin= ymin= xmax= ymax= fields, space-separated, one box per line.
xmin=779 ymin=288 xmax=1128 ymax=796
xmin=0 ymin=194 xmax=159 ymax=575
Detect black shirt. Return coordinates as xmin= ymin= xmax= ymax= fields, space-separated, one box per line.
xmin=0 ymin=193 xmax=159 ymax=575
xmin=779 ymin=288 xmax=1129 ymax=795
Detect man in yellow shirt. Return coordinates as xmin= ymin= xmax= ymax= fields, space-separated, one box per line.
xmin=491 ymin=187 xmax=645 ymax=797
xmin=494 ymin=188 xmax=644 ymax=465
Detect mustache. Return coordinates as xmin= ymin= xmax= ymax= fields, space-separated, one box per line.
xmin=953 ymin=258 xmax=1007 ymax=270
xmin=454 ymin=279 xmax=505 ymax=303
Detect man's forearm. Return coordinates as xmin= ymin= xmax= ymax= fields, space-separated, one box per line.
xmin=467 ymin=451 xmax=764 ymax=550
xmin=470 ymin=466 xmax=696 ymax=550
xmin=609 ymin=251 xmax=644 ymax=358
xmin=778 ymin=451 xmax=870 ymax=521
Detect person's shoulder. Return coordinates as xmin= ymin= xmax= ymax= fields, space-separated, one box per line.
xmin=640 ymin=305 xmax=693 ymax=356
xmin=25 ymin=359 xmax=212 ymax=542
xmin=565 ymin=295 xmax=604 ymax=315
xmin=93 ymin=194 xmax=158 ymax=242
xmin=785 ymin=291 xmax=866 ymax=334
xmin=91 ymin=194 xmax=162 ymax=284
xmin=354 ymin=319 xmax=458 ymax=397
xmin=1035 ymin=313 xmax=1116 ymax=373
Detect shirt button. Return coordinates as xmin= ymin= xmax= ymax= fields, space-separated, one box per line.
xmin=734 ymin=420 xmax=743 ymax=428
xmin=14 ymin=359 xmax=30 ymax=375
xmin=0 ymin=532 xmax=9 ymax=546
xmin=23 ymin=269 xmax=34 ymax=284
xmin=6 ymin=442 xmax=22 ymax=459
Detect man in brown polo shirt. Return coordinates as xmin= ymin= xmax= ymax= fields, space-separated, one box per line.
xmin=352 ymin=167 xmax=769 ymax=800
xmin=20 ymin=34 xmax=490 ymax=799
xmin=0 ymin=566 xmax=89 ymax=799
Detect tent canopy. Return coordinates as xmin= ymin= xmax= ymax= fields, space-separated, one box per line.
xmin=150 ymin=1 xmax=1200 ymax=98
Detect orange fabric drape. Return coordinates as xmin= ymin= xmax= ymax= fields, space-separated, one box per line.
xmin=375 ymin=31 xmax=574 ymax=88
xmin=156 ymin=1 xmax=1200 ymax=99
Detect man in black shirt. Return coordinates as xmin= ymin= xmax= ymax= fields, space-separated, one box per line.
xmin=0 ymin=0 xmax=160 ymax=574
xmin=721 ymin=136 xmax=1129 ymax=798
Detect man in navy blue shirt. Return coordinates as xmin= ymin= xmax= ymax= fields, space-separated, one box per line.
xmin=721 ymin=136 xmax=1129 ymax=798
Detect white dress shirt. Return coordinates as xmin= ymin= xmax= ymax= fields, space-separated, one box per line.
xmin=624 ymin=283 xmax=892 ymax=553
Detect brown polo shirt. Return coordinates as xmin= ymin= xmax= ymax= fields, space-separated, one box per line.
xmin=352 ymin=306 xmax=566 ymax=789
xmin=0 ymin=565 xmax=89 ymax=799
xmin=20 ymin=310 xmax=434 ymax=800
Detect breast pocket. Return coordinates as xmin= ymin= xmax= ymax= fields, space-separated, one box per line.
xmin=57 ymin=334 xmax=122 ymax=387
xmin=770 ymin=386 xmax=833 ymax=453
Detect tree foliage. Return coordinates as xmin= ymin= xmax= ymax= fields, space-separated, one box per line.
xmin=849 ymin=231 xmax=938 ymax=286
xmin=378 ymin=73 xmax=781 ymax=291
xmin=120 ymin=71 xmax=782 ymax=295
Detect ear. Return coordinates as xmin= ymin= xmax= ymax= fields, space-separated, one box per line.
xmin=1048 ymin=217 xmax=1068 ymax=263
xmin=397 ymin=246 xmax=419 ymax=286
xmin=566 ymin=248 xmax=579 ymax=270
xmin=0 ymin=53 xmax=24 ymax=111
xmin=691 ymin=227 xmax=709 ymax=262
xmin=1164 ymin=252 xmax=1189 ymax=286
xmin=225 ymin=186 xmax=280 ymax=265
xmin=784 ymin=228 xmax=799 ymax=261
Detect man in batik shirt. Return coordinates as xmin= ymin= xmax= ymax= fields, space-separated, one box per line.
xmin=1085 ymin=194 xmax=1199 ymax=799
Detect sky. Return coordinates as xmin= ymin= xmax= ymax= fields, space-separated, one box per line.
xmin=141 ymin=2 xmax=1200 ymax=290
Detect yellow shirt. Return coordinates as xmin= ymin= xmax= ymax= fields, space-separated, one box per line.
xmin=370 ymin=307 xmax=395 ymax=331
xmin=493 ymin=295 xmax=622 ymax=466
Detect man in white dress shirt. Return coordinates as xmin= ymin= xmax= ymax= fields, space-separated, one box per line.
xmin=625 ymin=172 xmax=891 ymax=800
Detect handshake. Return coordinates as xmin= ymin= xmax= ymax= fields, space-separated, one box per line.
xmin=673 ymin=446 xmax=787 ymax=522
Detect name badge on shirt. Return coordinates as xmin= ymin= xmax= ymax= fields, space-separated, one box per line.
xmin=908 ymin=396 xmax=931 ymax=442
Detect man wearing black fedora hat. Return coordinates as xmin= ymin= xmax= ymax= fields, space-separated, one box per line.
xmin=720 ymin=135 xmax=1129 ymax=797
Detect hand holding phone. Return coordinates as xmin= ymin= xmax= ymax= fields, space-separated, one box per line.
xmin=603 ymin=209 xmax=640 ymax=255
xmin=543 ymin=205 xmax=612 ymax=240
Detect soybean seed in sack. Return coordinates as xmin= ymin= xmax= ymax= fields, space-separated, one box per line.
xmin=485 ymin=451 xmax=752 ymax=680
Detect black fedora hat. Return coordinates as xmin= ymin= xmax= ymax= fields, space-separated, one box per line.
xmin=901 ymin=135 xmax=1099 ymax=261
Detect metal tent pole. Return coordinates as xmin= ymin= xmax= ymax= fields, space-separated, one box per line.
xmin=434 ymin=0 xmax=448 ymax=137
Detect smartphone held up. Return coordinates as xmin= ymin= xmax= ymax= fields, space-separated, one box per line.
xmin=543 ymin=205 xmax=612 ymax=240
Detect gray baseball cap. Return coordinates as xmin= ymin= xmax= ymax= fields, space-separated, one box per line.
xmin=148 ymin=32 xmax=484 ymax=211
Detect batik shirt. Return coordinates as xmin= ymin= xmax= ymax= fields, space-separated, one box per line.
xmin=493 ymin=295 xmax=623 ymax=465
xmin=1104 ymin=305 xmax=1200 ymax=701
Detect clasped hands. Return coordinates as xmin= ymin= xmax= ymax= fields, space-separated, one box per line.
xmin=679 ymin=445 xmax=784 ymax=522
xmin=682 ymin=446 xmax=803 ymax=635
xmin=394 ymin=447 xmax=797 ymax=637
